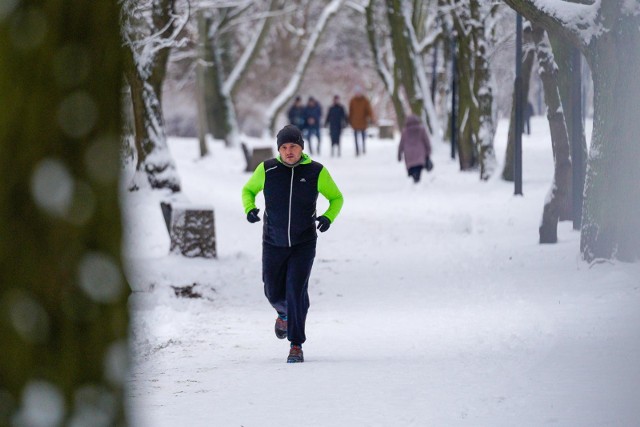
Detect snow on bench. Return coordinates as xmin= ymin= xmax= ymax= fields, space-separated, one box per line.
xmin=161 ymin=201 xmax=216 ymax=258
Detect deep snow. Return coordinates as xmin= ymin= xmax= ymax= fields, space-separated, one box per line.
xmin=124 ymin=117 xmax=640 ymax=426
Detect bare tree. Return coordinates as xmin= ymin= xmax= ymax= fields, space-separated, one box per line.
xmin=363 ymin=0 xmax=442 ymax=133
xmin=121 ymin=0 xmax=188 ymax=192
xmin=504 ymin=0 xmax=640 ymax=262
xmin=501 ymin=22 xmax=536 ymax=181
xmin=264 ymin=0 xmax=345 ymax=135
xmin=0 ymin=2 xmax=128 ymax=425
xmin=443 ymin=0 xmax=500 ymax=179
xmin=196 ymin=0 xmax=278 ymax=151
xmin=532 ymin=23 xmax=572 ymax=244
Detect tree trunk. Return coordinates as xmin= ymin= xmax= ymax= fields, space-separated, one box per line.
xmin=264 ymin=0 xmax=344 ymax=135
xmin=208 ymin=30 xmax=233 ymax=145
xmin=386 ymin=0 xmax=424 ymax=118
xmin=454 ymin=33 xmax=477 ymax=170
xmin=365 ymin=0 xmax=406 ymax=127
xmin=470 ymin=1 xmax=496 ymax=181
xmin=123 ymin=0 xmax=181 ymax=192
xmin=548 ymin=32 xmax=586 ymax=222
xmin=0 ymin=1 xmax=128 ymax=425
xmin=581 ymin=8 xmax=640 ymax=262
xmin=125 ymin=66 xmax=181 ymax=192
xmin=502 ymin=24 xmax=536 ymax=181
xmin=196 ymin=10 xmax=212 ymax=156
xmin=532 ymin=24 xmax=572 ymax=244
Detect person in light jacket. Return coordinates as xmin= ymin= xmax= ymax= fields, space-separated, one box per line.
xmin=397 ymin=114 xmax=432 ymax=183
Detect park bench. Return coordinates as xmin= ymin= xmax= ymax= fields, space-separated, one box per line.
xmin=241 ymin=142 xmax=273 ymax=172
xmin=160 ymin=201 xmax=216 ymax=258
xmin=378 ymin=121 xmax=395 ymax=139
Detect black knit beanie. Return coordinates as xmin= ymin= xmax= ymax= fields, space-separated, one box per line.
xmin=276 ymin=125 xmax=304 ymax=150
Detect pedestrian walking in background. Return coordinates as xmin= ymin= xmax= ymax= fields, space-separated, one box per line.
xmin=397 ymin=114 xmax=432 ymax=183
xmin=524 ymin=101 xmax=534 ymax=135
xmin=325 ymin=95 xmax=348 ymax=157
xmin=242 ymin=125 xmax=344 ymax=363
xmin=287 ymin=96 xmax=306 ymax=132
xmin=348 ymin=86 xmax=374 ymax=156
xmin=304 ymin=96 xmax=322 ymax=155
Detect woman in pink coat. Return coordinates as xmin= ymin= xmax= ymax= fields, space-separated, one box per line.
xmin=397 ymin=114 xmax=432 ymax=183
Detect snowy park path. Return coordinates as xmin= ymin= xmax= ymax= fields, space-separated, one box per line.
xmin=125 ymin=119 xmax=640 ymax=426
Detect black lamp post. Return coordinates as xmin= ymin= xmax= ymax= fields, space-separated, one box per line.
xmin=451 ymin=36 xmax=458 ymax=160
xmin=514 ymin=14 xmax=523 ymax=195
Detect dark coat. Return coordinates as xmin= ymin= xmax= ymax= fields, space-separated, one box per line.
xmin=398 ymin=115 xmax=432 ymax=169
xmin=261 ymin=158 xmax=324 ymax=247
xmin=304 ymin=102 xmax=322 ymax=130
xmin=288 ymin=105 xmax=306 ymax=130
xmin=325 ymin=104 xmax=348 ymax=136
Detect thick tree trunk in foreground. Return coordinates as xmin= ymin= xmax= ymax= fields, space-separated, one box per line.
xmin=0 ymin=2 xmax=129 ymax=425
xmin=532 ymin=24 xmax=572 ymax=244
xmin=581 ymin=19 xmax=640 ymax=262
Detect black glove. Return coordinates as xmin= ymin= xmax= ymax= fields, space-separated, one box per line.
xmin=316 ymin=215 xmax=331 ymax=232
xmin=247 ymin=208 xmax=261 ymax=223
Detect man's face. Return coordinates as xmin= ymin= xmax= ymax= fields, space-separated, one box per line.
xmin=279 ymin=143 xmax=303 ymax=165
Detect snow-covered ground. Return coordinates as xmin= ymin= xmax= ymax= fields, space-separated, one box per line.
xmin=123 ymin=117 xmax=640 ymax=426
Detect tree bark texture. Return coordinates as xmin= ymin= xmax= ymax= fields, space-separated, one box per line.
xmin=449 ymin=0 xmax=497 ymax=176
xmin=502 ymin=23 xmax=535 ymax=182
xmin=453 ymin=27 xmax=477 ymax=170
xmin=196 ymin=10 xmax=213 ymax=156
xmin=386 ymin=0 xmax=425 ymax=118
xmin=365 ymin=0 xmax=406 ymax=128
xmin=548 ymin=32 xmax=586 ymax=221
xmin=123 ymin=0 xmax=181 ymax=192
xmin=197 ymin=7 xmax=234 ymax=147
xmin=265 ymin=0 xmax=343 ymax=134
xmin=0 ymin=2 xmax=129 ymax=425
xmin=532 ymin=24 xmax=572 ymax=244
xmin=503 ymin=0 xmax=640 ymax=262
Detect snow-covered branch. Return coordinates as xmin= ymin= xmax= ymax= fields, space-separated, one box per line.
xmin=503 ymin=0 xmax=602 ymax=48
xmin=264 ymin=0 xmax=345 ymax=133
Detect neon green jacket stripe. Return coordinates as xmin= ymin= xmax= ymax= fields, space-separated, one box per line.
xmin=242 ymin=162 xmax=265 ymax=214
xmin=317 ymin=167 xmax=343 ymax=222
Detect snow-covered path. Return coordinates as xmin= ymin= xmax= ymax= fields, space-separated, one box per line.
xmin=125 ymin=119 xmax=640 ymax=426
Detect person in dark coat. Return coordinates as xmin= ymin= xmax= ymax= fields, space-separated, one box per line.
xmin=324 ymin=95 xmax=348 ymax=157
xmin=303 ymin=97 xmax=322 ymax=155
xmin=524 ymin=101 xmax=534 ymax=135
xmin=242 ymin=125 xmax=344 ymax=363
xmin=397 ymin=114 xmax=432 ymax=183
xmin=287 ymin=97 xmax=306 ymax=132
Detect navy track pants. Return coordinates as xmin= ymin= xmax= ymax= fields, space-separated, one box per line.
xmin=262 ymin=239 xmax=316 ymax=345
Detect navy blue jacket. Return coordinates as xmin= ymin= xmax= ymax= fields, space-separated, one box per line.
xmin=242 ymin=154 xmax=344 ymax=247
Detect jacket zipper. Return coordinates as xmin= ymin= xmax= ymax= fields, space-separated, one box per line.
xmin=287 ymin=167 xmax=294 ymax=246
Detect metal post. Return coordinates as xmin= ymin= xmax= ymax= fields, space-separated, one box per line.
xmin=514 ymin=14 xmax=523 ymax=195
xmin=571 ymin=48 xmax=584 ymax=230
xmin=451 ymin=37 xmax=457 ymax=160
xmin=431 ymin=41 xmax=438 ymax=104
